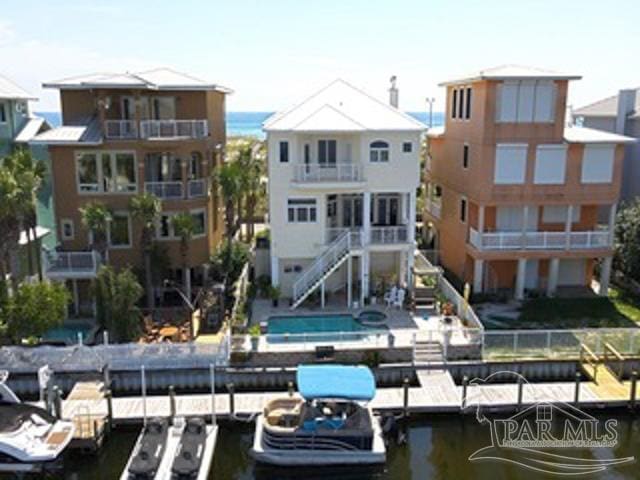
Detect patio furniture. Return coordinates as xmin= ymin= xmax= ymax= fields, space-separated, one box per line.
xmin=384 ymin=286 xmax=398 ymax=307
xmin=393 ymin=288 xmax=406 ymax=308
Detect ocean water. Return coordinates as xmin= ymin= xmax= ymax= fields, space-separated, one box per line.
xmin=36 ymin=111 xmax=444 ymax=139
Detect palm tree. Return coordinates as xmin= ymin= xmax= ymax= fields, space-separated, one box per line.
xmin=129 ymin=192 xmax=161 ymax=309
xmin=0 ymin=167 xmax=20 ymax=292
xmin=235 ymin=142 xmax=265 ymax=241
xmin=171 ymin=212 xmax=196 ymax=301
xmin=80 ymin=201 xmax=112 ymax=263
xmin=212 ymin=161 xmax=243 ymax=245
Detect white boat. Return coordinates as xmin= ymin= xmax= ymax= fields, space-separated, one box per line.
xmin=251 ymin=364 xmax=386 ymax=466
xmin=0 ymin=370 xmax=74 ymax=473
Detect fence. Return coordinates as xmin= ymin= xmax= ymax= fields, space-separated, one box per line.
xmin=230 ymin=262 xmax=251 ymax=328
xmin=0 ymin=340 xmax=229 ymax=374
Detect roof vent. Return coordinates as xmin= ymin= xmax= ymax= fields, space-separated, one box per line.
xmin=389 ymin=76 xmax=399 ymax=108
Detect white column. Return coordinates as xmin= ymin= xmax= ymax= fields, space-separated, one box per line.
xmin=521 ymin=205 xmax=529 ymax=248
xmin=399 ymin=251 xmax=407 ymax=287
xmin=347 ymin=255 xmax=352 ymax=307
xmin=473 ymin=259 xmax=484 ymax=294
xmin=360 ymin=251 xmax=370 ymax=304
xmin=608 ymin=204 xmax=617 ymax=245
xmin=270 ymin=255 xmax=279 ymax=286
xmin=72 ymin=279 xmax=79 ymax=316
xmin=515 ymin=258 xmax=526 ymax=300
xmin=363 ymin=192 xmax=371 ymax=245
xmin=547 ymin=258 xmax=559 ymax=297
xmin=406 ymin=247 xmax=414 ymax=291
xmin=599 ymin=257 xmax=612 ymax=297
xmin=408 ymin=191 xmax=416 ymax=243
xmin=565 ymin=205 xmax=574 ymax=250
xmin=478 ymin=205 xmax=485 ymax=233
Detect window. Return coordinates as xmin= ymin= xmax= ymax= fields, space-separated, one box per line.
xmin=402 ymin=142 xmax=413 ymax=153
xmin=451 ymin=87 xmax=472 ymax=120
xmin=287 ymin=198 xmax=317 ymax=223
xmin=465 ymin=87 xmax=472 ymax=119
xmin=459 ymin=197 xmax=467 ymax=223
xmin=145 ymin=153 xmax=181 ymax=182
xmin=151 ymin=97 xmax=176 ymax=120
xmin=156 ymin=210 xmax=207 ymax=239
xmin=191 ymin=209 xmax=206 ymax=236
xmin=0 ymin=103 xmax=6 ymax=123
xmin=494 ymin=144 xmax=528 ymax=184
xmin=497 ymin=80 xmax=556 ymax=123
xmin=279 ymin=141 xmax=289 ymax=163
xmin=75 ymin=151 xmax=137 ymax=193
xmin=109 ymin=212 xmax=131 ymax=247
xmin=581 ymin=145 xmax=615 ymax=184
xmin=542 ymin=205 xmax=580 ymax=223
xmin=318 ymin=140 xmax=337 ymax=165
xmin=534 ymin=145 xmax=567 ymax=184
xmin=458 ymin=88 xmax=465 ymax=118
xmin=537 ymin=405 xmax=552 ymax=422
xmin=451 ymin=89 xmax=458 ymax=119
xmin=189 ymin=152 xmax=203 ymax=179
xmin=463 ymin=144 xmax=469 ymax=169
xmin=61 ymin=219 xmax=74 ymax=240
xmin=370 ymin=140 xmax=390 ymax=163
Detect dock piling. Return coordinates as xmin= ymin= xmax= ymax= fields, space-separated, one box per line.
xmin=287 ymin=381 xmax=294 ymax=397
xmin=102 ymin=364 xmax=111 ymax=390
xmin=517 ymin=375 xmax=523 ymax=411
xmin=402 ymin=377 xmax=409 ymax=417
xmin=574 ymin=371 xmax=581 ymax=406
xmin=630 ymin=371 xmax=637 ymax=409
xmin=228 ymin=383 xmax=235 ymax=415
xmin=105 ymin=389 xmax=113 ymax=428
xmin=461 ymin=375 xmax=468 ymax=410
xmin=168 ymin=386 xmax=176 ymax=422
xmin=53 ymin=386 xmax=62 ymax=419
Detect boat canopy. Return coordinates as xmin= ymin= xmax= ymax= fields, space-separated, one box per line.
xmin=297 ymin=365 xmax=376 ymax=401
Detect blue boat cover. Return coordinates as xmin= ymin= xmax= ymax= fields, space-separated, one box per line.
xmin=297 ymin=365 xmax=376 ymax=401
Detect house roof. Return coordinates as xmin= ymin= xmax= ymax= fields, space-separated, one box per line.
xmin=574 ymin=88 xmax=640 ymax=118
xmin=426 ymin=125 xmax=445 ymax=138
xmin=263 ymin=79 xmax=426 ymax=132
xmin=14 ymin=117 xmax=49 ymax=143
xmin=564 ymin=125 xmax=636 ymax=144
xmin=19 ymin=226 xmax=50 ymax=246
xmin=30 ymin=116 xmax=103 ymax=145
xmin=0 ymin=74 xmax=37 ymax=100
xmin=43 ymin=67 xmax=233 ymax=93
xmin=439 ymin=65 xmax=581 ymax=86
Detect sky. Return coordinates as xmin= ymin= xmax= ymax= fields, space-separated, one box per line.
xmin=1 ymin=0 xmax=638 ymax=113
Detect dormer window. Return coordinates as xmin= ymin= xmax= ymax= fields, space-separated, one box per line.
xmin=370 ymin=141 xmax=390 ymax=163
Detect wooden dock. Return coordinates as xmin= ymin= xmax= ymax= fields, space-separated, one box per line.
xmin=65 ymin=381 xmax=110 ymax=452
xmin=47 ymin=370 xmax=638 ymax=425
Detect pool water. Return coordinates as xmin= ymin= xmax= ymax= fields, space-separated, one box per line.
xmin=42 ymin=323 xmax=94 ymax=345
xmin=267 ymin=314 xmax=370 ymax=335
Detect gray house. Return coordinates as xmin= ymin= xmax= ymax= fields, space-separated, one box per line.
xmin=574 ymin=88 xmax=639 ymax=201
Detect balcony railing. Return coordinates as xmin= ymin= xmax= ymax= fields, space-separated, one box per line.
xmin=325 ymin=228 xmax=364 ymax=247
xmin=145 ymin=181 xmax=183 ymax=199
xmin=469 ymin=228 xmax=612 ymax=251
xmin=140 ymin=120 xmax=208 ymax=139
xmin=44 ymin=251 xmax=101 ymax=279
xmin=187 ymin=179 xmax=207 ymax=198
xmin=293 ymin=163 xmax=362 ymax=183
xmin=104 ymin=120 xmax=138 ymax=139
xmin=370 ymin=226 xmax=410 ymax=245
xmin=425 ymin=198 xmax=442 ymax=219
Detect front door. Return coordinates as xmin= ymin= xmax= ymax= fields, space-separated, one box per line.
xmin=342 ymin=195 xmax=363 ymax=227
xmin=375 ymin=195 xmax=399 ymax=225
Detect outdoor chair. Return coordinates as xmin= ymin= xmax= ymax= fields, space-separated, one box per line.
xmin=384 ymin=286 xmax=398 ymax=307
xmin=393 ymin=288 xmax=406 ymax=309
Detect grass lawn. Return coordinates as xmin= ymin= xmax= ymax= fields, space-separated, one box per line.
xmin=491 ymin=287 xmax=640 ymax=330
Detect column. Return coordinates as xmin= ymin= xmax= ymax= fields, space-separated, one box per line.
xmin=399 ymin=251 xmax=407 ymax=287
xmin=347 ymin=255 xmax=352 ymax=307
xmin=408 ymin=191 xmax=417 ymax=243
xmin=406 ymin=247 xmax=415 ymax=291
xmin=599 ymin=257 xmax=612 ymax=297
xmin=363 ymin=192 xmax=371 ymax=245
xmin=521 ymin=205 xmax=529 ymax=248
xmin=515 ymin=258 xmax=526 ymax=300
xmin=473 ymin=259 xmax=484 ymax=294
xmin=608 ymin=204 xmax=617 ymax=245
xmin=360 ymin=251 xmax=370 ymax=304
xmin=270 ymin=255 xmax=279 ymax=286
xmin=565 ymin=205 xmax=574 ymax=250
xmin=478 ymin=205 xmax=485 ymax=233
xmin=547 ymin=258 xmax=559 ymax=297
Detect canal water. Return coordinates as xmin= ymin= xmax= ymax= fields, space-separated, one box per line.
xmin=32 ymin=411 xmax=640 ymax=479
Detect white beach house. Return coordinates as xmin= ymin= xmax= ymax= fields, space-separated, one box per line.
xmin=264 ymin=79 xmax=425 ymax=309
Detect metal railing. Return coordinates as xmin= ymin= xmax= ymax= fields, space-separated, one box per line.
xmin=187 ymin=178 xmax=207 ymax=198
xmin=603 ymin=342 xmax=625 ymax=380
xmin=140 ymin=120 xmax=209 ymax=139
xmin=144 ymin=181 xmax=183 ymax=199
xmin=104 ymin=120 xmax=137 ymax=139
xmin=44 ymin=251 xmax=101 ymax=278
xmin=370 ymin=226 xmax=410 ymax=244
xmin=293 ymin=163 xmax=362 ymax=183
xmin=469 ymin=228 xmax=611 ymax=251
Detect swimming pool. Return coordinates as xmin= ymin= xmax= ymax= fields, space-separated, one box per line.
xmin=266 ymin=314 xmax=385 ymax=342
xmin=42 ymin=322 xmax=95 ymax=345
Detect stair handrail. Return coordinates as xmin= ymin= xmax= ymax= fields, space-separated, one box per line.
xmin=292 ymin=230 xmax=351 ymax=302
xmin=579 ymin=343 xmax=600 ymax=382
xmin=603 ymin=342 xmax=625 ymax=381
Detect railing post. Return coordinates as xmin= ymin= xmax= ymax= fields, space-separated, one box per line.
xmin=630 ymin=371 xmax=637 ymax=410
xmin=403 ymin=377 xmax=410 ymax=417
xmin=227 ymin=383 xmax=235 ymax=415
xmin=461 ymin=375 xmax=468 ymax=410
xmin=517 ymin=375 xmax=524 ymax=411
xmin=574 ymin=371 xmax=581 ymax=407
xmin=168 ymin=385 xmax=176 ymax=423
xmin=546 ymin=331 xmax=552 ymax=358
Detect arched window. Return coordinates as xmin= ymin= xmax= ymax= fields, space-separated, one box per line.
xmin=370 ymin=140 xmax=390 ymax=163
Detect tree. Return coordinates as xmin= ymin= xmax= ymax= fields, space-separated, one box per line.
xmin=213 ymin=161 xmax=243 ymax=244
xmin=236 ymin=141 xmax=265 ymax=241
xmin=0 ymin=281 xmax=69 ymax=343
xmin=0 ymin=167 xmax=21 ymax=292
xmin=614 ymin=200 xmax=640 ymax=282
xmin=94 ymin=265 xmax=143 ymax=343
xmin=80 ymin=201 xmax=112 ymax=263
xmin=129 ymin=192 xmax=161 ymax=309
xmin=171 ymin=212 xmax=196 ymax=300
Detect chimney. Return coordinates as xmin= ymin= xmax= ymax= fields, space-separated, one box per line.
xmin=389 ymin=76 xmax=399 ymax=108
xmin=616 ymin=89 xmax=637 ymax=134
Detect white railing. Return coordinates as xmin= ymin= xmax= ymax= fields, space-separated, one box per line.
xmin=104 ymin=120 xmax=137 ymax=139
xmin=188 ymin=179 xmax=207 ymax=198
xmin=469 ymin=228 xmax=612 ymax=251
xmin=44 ymin=251 xmax=101 ymax=278
xmin=140 ymin=120 xmax=209 ymax=139
xmin=144 ymin=181 xmax=183 ymax=199
xmin=292 ymin=231 xmax=353 ymax=306
xmin=325 ymin=227 xmax=364 ymax=246
xmin=293 ymin=163 xmax=362 ymax=183
xmin=370 ymin=226 xmax=410 ymax=244
xmin=425 ymin=198 xmax=442 ymax=219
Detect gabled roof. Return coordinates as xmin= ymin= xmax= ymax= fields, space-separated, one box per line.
xmin=264 ymin=79 xmax=425 ymax=132
xmin=0 ymin=74 xmax=37 ymax=100
xmin=43 ymin=67 xmax=233 ymax=93
xmin=574 ymin=88 xmax=640 ymax=118
xmin=564 ymin=125 xmax=636 ymax=144
xmin=31 ymin=116 xmax=102 ymax=145
xmin=439 ymin=65 xmax=581 ymax=86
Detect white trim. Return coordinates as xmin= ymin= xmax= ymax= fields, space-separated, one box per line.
xmin=369 ymin=140 xmax=390 ymax=163
xmin=61 ymin=218 xmax=74 ymax=240
xmin=75 ymin=150 xmax=138 ymax=195
xmin=286 ymin=197 xmax=318 ymax=224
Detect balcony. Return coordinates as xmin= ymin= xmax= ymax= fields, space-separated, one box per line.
xmin=187 ymin=179 xmax=207 ymax=198
xmin=145 ymin=181 xmax=183 ymax=199
xmin=44 ymin=251 xmax=101 ymax=279
xmin=469 ymin=228 xmax=612 ymax=251
xmin=293 ymin=163 xmax=363 ymax=184
xmin=140 ymin=120 xmax=208 ymax=139
xmin=104 ymin=120 xmax=138 ymax=139
xmin=370 ymin=226 xmax=410 ymax=245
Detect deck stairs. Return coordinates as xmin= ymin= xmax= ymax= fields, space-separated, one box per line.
xmin=414 ymin=339 xmax=445 ymax=364
xmin=579 ymin=342 xmax=631 ymax=400
xmin=414 ymin=286 xmax=436 ymax=317
xmin=291 ymin=230 xmax=361 ymax=310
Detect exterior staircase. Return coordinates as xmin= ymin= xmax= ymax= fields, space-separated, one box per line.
xmin=413 ymin=286 xmax=436 ymax=317
xmin=291 ymin=230 xmax=360 ymax=309
xmin=413 ymin=340 xmax=445 ymax=364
